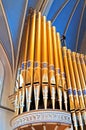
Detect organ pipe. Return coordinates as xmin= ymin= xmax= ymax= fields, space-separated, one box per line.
xmin=26 ymin=10 xmax=36 ymax=111
xmin=56 ymin=33 xmax=68 ymax=110
xmin=41 ymin=16 xmax=48 ymax=109
xmin=13 ymin=10 xmax=86 ymax=130
xmin=47 ymin=21 xmax=56 ymax=109
xmin=33 ymin=12 xmax=41 ymax=110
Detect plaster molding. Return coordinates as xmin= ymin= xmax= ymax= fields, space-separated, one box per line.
xmin=0 ymin=43 xmax=13 ymax=109
xmin=0 ymin=44 xmax=12 ymax=76
xmin=11 ymin=110 xmax=71 ymax=130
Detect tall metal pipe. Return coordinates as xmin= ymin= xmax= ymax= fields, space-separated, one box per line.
xmin=71 ymin=111 xmax=78 ymax=130
xmin=33 ymin=12 xmax=41 ymax=110
xmin=52 ymin=27 xmax=66 ymax=110
xmin=71 ymin=52 xmax=85 ymax=129
xmin=62 ymin=47 xmax=75 ymax=111
xmin=26 ymin=10 xmax=36 ymax=111
xmin=47 ymin=21 xmax=56 ymax=109
xmin=19 ymin=17 xmax=30 ymax=114
xmin=56 ymin=33 xmax=67 ymax=110
xmin=67 ymin=49 xmax=80 ymax=110
xmin=71 ymin=52 xmax=85 ymax=110
xmin=80 ymin=54 xmax=86 ymax=83
xmin=41 ymin=16 xmax=48 ymax=109
xmin=76 ymin=53 xmax=86 ymax=106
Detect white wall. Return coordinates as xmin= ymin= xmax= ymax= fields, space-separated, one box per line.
xmin=0 ymin=108 xmax=14 ymax=130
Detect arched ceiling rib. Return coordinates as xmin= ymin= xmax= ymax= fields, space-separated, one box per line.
xmin=0 ymin=0 xmax=86 ymax=71
xmin=77 ymin=6 xmax=86 ymax=53
xmin=42 ymin=0 xmax=54 ymax=16
xmin=66 ymin=0 xmax=84 ymax=51
xmin=0 ymin=60 xmax=4 ymax=103
xmin=51 ymin=0 xmax=69 ymax=23
xmin=63 ymin=0 xmax=80 ymax=36
xmin=0 ymin=4 xmax=13 ymax=71
xmin=0 ymin=44 xmax=13 ymax=109
xmin=52 ymin=0 xmax=77 ymax=34
xmin=76 ymin=2 xmax=85 ymax=51
xmin=2 ymin=0 xmax=28 ymax=67
xmin=47 ymin=0 xmax=66 ymax=21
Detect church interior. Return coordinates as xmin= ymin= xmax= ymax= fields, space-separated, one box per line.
xmin=0 ymin=0 xmax=86 ymax=130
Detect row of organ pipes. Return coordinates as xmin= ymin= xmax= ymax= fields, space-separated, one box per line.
xmin=14 ymin=10 xmax=86 ymax=130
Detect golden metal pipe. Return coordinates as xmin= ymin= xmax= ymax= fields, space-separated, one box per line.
xmin=71 ymin=52 xmax=85 ymax=110
xmin=26 ymin=10 xmax=36 ymax=83
xmin=71 ymin=111 xmax=78 ymax=130
xmin=76 ymin=111 xmax=84 ymax=130
xmin=41 ymin=16 xmax=48 ymax=63
xmin=34 ymin=12 xmax=41 ymax=62
xmin=16 ymin=19 xmax=27 ymax=89
xmin=47 ymin=21 xmax=56 ymax=109
xmin=52 ymin=27 xmax=64 ymax=110
xmin=41 ymin=16 xmax=48 ymax=109
xmin=56 ymin=33 xmax=67 ymax=110
xmin=26 ymin=10 xmax=36 ymax=111
xmin=19 ymin=88 xmax=25 ymax=114
xmin=62 ymin=47 xmax=75 ymax=111
xmin=47 ymin=21 xmax=54 ymax=65
xmin=20 ymin=13 xmax=31 ymax=113
xmin=56 ymin=33 xmax=66 ymax=89
xmin=15 ymin=66 xmax=20 ymax=115
xmin=14 ymin=20 xmax=27 ymax=114
xmin=76 ymin=53 xmax=86 ymax=106
xmin=80 ymin=54 xmax=86 ymax=83
xmin=84 ymin=55 xmax=86 ymax=66
xmin=20 ymin=14 xmax=31 ymax=86
xmin=14 ymin=66 xmax=21 ymax=115
xmin=33 ymin=12 xmax=41 ymax=110
xmin=81 ymin=110 xmax=86 ymax=125
xmin=18 ymin=17 xmax=30 ymax=114
xmin=85 ymin=55 xmax=86 ymax=61
xmin=19 ymin=20 xmax=28 ymax=88
xmin=67 ymin=50 xmax=85 ymax=128
xmin=67 ymin=50 xmax=80 ymax=110
xmin=52 ymin=27 xmax=59 ymax=70
xmin=14 ymin=92 xmax=19 ymax=115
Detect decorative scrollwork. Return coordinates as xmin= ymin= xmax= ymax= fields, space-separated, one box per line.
xmin=11 ymin=110 xmax=71 ymax=129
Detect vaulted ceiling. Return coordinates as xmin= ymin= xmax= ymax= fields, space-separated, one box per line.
xmin=1 ymin=0 xmax=86 ymax=71
xmin=0 ymin=0 xmax=86 ymax=109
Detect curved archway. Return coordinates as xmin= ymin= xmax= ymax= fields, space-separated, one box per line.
xmin=0 ymin=44 xmax=14 ymax=109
